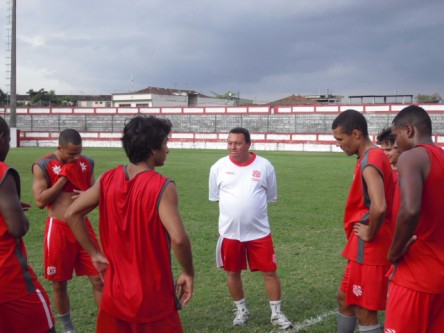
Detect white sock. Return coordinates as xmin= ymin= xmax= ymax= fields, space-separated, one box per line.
xmin=359 ymin=323 xmax=382 ymax=332
xmin=234 ymin=298 xmax=248 ymax=312
xmin=269 ymin=300 xmax=282 ymax=316
xmin=58 ymin=312 xmax=75 ymax=331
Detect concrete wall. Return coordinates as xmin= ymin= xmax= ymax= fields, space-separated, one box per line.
xmin=2 ymin=103 xmax=444 ymax=151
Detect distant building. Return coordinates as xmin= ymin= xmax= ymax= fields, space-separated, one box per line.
xmin=303 ymin=94 xmax=343 ymax=104
xmin=269 ymin=93 xmax=343 ymax=106
xmin=268 ymin=95 xmax=314 ymax=106
xmin=75 ymin=95 xmax=112 ymax=107
xmin=348 ymin=94 xmax=413 ymax=104
xmin=112 ymin=86 xmax=253 ymax=107
xmin=15 ymin=94 xmax=112 ymax=107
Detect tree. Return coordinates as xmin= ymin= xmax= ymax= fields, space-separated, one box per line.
xmin=58 ymin=96 xmax=77 ymax=106
xmin=415 ymin=93 xmax=442 ymax=103
xmin=27 ymin=88 xmax=59 ymax=106
xmin=0 ymin=89 xmax=7 ymax=106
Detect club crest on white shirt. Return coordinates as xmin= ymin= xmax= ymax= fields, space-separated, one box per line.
xmin=252 ymin=170 xmax=261 ymax=178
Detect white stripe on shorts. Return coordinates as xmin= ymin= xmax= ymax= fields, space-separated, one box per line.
xmin=46 ymin=217 xmax=54 ymax=251
xmin=35 ymin=288 xmax=54 ymax=329
xmin=216 ymin=236 xmax=224 ymax=268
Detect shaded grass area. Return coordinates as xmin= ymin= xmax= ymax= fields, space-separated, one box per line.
xmin=7 ymin=148 xmax=355 ymax=332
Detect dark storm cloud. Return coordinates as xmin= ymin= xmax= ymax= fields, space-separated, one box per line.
xmin=0 ymin=0 xmax=442 ymax=102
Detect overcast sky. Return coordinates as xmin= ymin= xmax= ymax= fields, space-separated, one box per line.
xmin=0 ymin=0 xmax=443 ymax=103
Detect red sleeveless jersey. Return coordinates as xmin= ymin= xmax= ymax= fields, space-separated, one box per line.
xmin=391 ymin=144 xmax=444 ymax=293
xmin=342 ymin=148 xmax=395 ymax=265
xmin=98 ymin=165 xmax=179 ymax=322
xmin=34 ymin=154 xmax=94 ymax=194
xmin=0 ymin=162 xmax=41 ymax=303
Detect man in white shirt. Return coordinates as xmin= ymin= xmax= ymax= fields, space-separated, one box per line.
xmin=209 ymin=127 xmax=293 ymax=330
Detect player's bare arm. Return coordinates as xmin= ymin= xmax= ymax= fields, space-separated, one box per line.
xmin=353 ymin=165 xmax=386 ymax=241
xmin=65 ymin=179 xmax=101 ymax=254
xmin=0 ymin=173 xmax=29 ymax=237
xmin=388 ymin=149 xmax=425 ymax=263
xmin=159 ymin=182 xmax=194 ymax=306
xmin=32 ymin=164 xmax=68 ymax=209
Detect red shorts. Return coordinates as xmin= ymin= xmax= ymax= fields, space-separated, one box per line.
xmin=44 ymin=216 xmax=100 ymax=281
xmin=339 ymin=260 xmax=389 ymax=310
xmin=221 ymin=234 xmax=277 ymax=272
xmin=0 ymin=288 xmax=55 ymax=333
xmin=97 ymin=308 xmax=183 ymax=333
xmin=385 ymin=283 xmax=444 ymax=333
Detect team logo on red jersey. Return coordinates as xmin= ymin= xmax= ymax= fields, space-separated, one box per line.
xmin=52 ymin=164 xmax=62 ymax=175
xmin=352 ymin=284 xmax=363 ymax=297
xmin=47 ymin=266 xmax=57 ymax=276
xmin=80 ymin=162 xmax=87 ymax=172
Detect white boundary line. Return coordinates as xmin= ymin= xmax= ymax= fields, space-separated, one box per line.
xmin=270 ymin=310 xmax=337 ymax=332
xmin=292 ymin=310 xmax=336 ymax=332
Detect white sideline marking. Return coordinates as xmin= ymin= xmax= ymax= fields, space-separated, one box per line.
xmin=293 ymin=311 xmax=336 ymax=331
xmin=270 ymin=310 xmax=336 ymax=332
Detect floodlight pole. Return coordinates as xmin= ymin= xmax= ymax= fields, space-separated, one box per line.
xmin=10 ymin=0 xmax=17 ymax=147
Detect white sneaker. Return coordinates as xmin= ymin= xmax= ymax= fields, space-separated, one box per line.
xmin=271 ymin=312 xmax=293 ymax=330
xmin=233 ymin=308 xmax=251 ymax=326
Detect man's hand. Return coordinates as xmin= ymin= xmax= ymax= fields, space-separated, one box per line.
xmin=21 ymin=202 xmax=31 ymax=212
xmin=388 ymin=235 xmax=417 ymax=263
xmin=175 ymin=273 xmax=194 ymax=307
xmin=71 ymin=189 xmax=83 ymax=200
xmin=353 ymin=223 xmax=370 ymax=241
xmin=91 ymin=252 xmax=109 ymax=283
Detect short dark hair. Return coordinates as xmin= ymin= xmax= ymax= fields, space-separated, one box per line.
xmin=331 ymin=109 xmax=368 ymax=137
xmin=59 ymin=129 xmax=82 ymax=146
xmin=0 ymin=117 xmax=9 ymax=137
xmin=229 ymin=127 xmax=251 ymax=144
xmin=392 ymin=105 xmax=432 ymax=136
xmin=376 ymin=127 xmax=395 ymax=145
xmin=121 ymin=115 xmax=172 ymax=164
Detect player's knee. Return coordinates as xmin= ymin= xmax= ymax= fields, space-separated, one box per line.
xmin=336 ymin=289 xmax=346 ymax=306
xmin=52 ymin=281 xmax=68 ymax=294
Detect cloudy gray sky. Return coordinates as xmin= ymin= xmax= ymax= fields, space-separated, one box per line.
xmin=1 ymin=0 xmax=443 ymax=103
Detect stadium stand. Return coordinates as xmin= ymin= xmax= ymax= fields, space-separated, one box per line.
xmin=1 ymin=104 xmax=444 ymax=151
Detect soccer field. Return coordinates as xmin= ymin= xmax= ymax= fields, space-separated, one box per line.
xmin=8 ymin=147 xmax=356 ymax=332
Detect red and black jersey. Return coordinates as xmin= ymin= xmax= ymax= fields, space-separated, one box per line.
xmin=391 ymin=144 xmax=444 ymax=293
xmin=342 ymin=148 xmax=395 ymax=265
xmin=33 ymin=154 xmax=94 ymax=195
xmin=0 ymin=162 xmax=41 ymax=303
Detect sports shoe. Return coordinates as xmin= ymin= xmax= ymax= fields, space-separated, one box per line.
xmin=233 ymin=308 xmax=251 ymax=326
xmin=271 ymin=312 xmax=293 ymax=330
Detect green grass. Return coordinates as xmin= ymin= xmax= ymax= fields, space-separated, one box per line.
xmin=7 ymin=148 xmax=356 ymax=333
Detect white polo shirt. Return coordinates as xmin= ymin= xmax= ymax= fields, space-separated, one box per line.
xmin=209 ymin=153 xmax=277 ymax=242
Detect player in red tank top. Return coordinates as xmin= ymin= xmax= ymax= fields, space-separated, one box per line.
xmin=32 ymin=129 xmax=103 ymax=333
xmin=385 ymin=105 xmax=444 ymax=333
xmin=0 ymin=117 xmax=55 ymax=333
xmin=65 ymin=116 xmax=194 ymax=333
xmin=332 ymin=110 xmax=395 ymax=333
